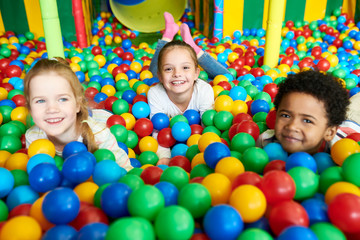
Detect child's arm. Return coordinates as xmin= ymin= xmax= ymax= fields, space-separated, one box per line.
xmin=197 ymin=80 xmax=215 ymax=117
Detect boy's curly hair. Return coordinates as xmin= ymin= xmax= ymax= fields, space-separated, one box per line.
xmin=274 ymin=70 xmax=350 ymax=127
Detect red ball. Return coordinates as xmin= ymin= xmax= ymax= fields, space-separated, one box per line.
xmin=104 ymin=96 xmax=118 ymax=111
xmin=328 ymin=193 xmax=360 ymax=233
xmin=113 ymin=47 xmax=124 ymax=57
xmin=169 ymin=156 xmax=191 ymax=173
xmin=10 ymin=50 xmax=20 ymax=61
xmin=190 ymin=233 xmax=211 ymax=240
xmin=236 ymin=120 xmax=260 ymax=141
xmin=5 ymin=65 xmax=22 ymax=78
xmin=134 ymin=118 xmax=154 ymax=138
xmin=237 ymin=67 xmax=250 ymax=77
xmin=106 ymin=114 xmax=126 ymax=128
xmin=228 ymin=123 xmax=239 ymax=140
xmin=316 ymin=59 xmax=331 ymax=72
xmin=8 ymin=203 xmax=32 ymax=218
xmin=347 ymin=133 xmax=360 ymax=142
xmin=91 ymin=46 xmax=102 ymax=56
xmin=11 ymin=94 xmax=26 ymax=107
xmin=69 ymin=204 xmax=109 ymax=230
xmin=250 ymin=68 xmax=265 ymax=77
xmin=233 ymin=113 xmax=252 ymax=124
xmin=280 ymin=56 xmax=293 ymax=67
xmin=122 ymin=52 xmax=134 ymax=62
xmin=263 ymin=160 xmax=286 ymax=174
xmin=217 ymin=81 xmax=231 ymax=90
xmin=269 ymin=200 xmax=309 ymax=236
xmin=132 ymin=95 xmax=148 ymax=104
xmin=190 ymin=124 xmax=203 ymax=135
xmin=190 ymin=176 xmax=204 ymax=184
xmin=263 ymin=83 xmax=278 ymax=100
xmin=259 ymin=170 xmax=296 ymax=205
xmin=157 ymin=128 xmax=176 ymax=148
xmin=232 ymin=171 xmax=262 ymax=190
xmin=266 ymin=110 xmax=277 ymax=129
xmin=311 ymin=46 xmax=322 ymax=59
xmin=140 ymin=166 xmax=163 ymax=185
xmin=0 ymin=58 xmax=11 ymax=72
xmin=85 ymin=87 xmax=99 ymax=100
xmin=245 ymin=56 xmax=255 ymax=67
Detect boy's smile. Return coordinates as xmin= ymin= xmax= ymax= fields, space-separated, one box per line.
xmin=275 ymin=92 xmax=337 ymax=154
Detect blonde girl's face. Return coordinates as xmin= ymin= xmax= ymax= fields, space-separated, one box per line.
xmin=158 ymin=47 xmax=200 ymax=96
xmin=29 ymin=73 xmax=80 ymax=142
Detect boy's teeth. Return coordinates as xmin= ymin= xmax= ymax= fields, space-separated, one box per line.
xmin=172 ymin=81 xmax=184 ymax=84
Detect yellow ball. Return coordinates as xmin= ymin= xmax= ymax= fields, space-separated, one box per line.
xmin=202 ymin=173 xmax=232 ymax=205
xmin=326 ymin=54 xmax=339 ymax=68
xmin=0 ymin=87 xmax=8 ymax=101
xmin=104 ymin=35 xmax=113 ymax=45
xmin=215 ymin=156 xmax=245 ymax=182
xmin=107 ymin=63 xmax=118 ymax=74
xmin=139 ymin=136 xmax=158 ymax=152
xmin=71 ymin=56 xmax=82 ymax=64
xmin=325 ymin=181 xmax=360 ymax=204
xmin=128 ymin=79 xmax=139 ymax=88
xmin=331 ymin=138 xmax=360 ymax=166
xmin=94 ymin=55 xmax=107 ymax=68
xmin=215 ymin=45 xmax=226 ymax=54
xmin=130 ymin=62 xmax=142 ymax=73
xmin=140 ymin=70 xmax=153 ymax=81
xmin=70 ymin=63 xmax=81 ymax=72
xmin=141 ymin=164 xmax=154 ymax=169
xmin=297 ymin=43 xmax=307 ymax=51
xmin=227 ymin=52 xmax=239 ymax=63
xmin=74 ymin=182 xmax=99 ymax=204
xmin=114 ymin=36 xmax=122 ymax=44
xmin=115 ymin=73 xmax=129 ymax=82
xmin=139 ymin=42 xmax=149 ymax=49
xmin=231 ymin=100 xmax=248 ymax=116
xmin=266 ymin=69 xmax=279 ymax=80
xmin=0 ymin=216 xmax=42 ymax=240
xmin=213 ymin=75 xmax=228 ymax=85
xmin=249 ymin=39 xmax=259 ymax=47
xmin=354 ymin=41 xmax=360 ymax=50
xmin=128 ymin=148 xmax=136 ymax=158
xmin=0 ymin=113 xmax=3 ymax=125
xmin=101 ymin=85 xmax=116 ymax=97
xmin=277 ymin=64 xmax=291 ymax=73
xmin=191 ymin=153 xmax=205 ymax=168
xmin=214 ymin=95 xmax=234 ymax=112
xmin=121 ymin=113 xmax=136 ymax=130
xmin=0 ymin=150 xmax=11 ymax=167
xmin=229 ymin=184 xmax=267 ymax=223
xmin=11 ymin=106 xmax=28 ymax=125
xmin=4 ymin=153 xmax=28 ymax=171
xmin=28 ymin=139 xmax=56 ymax=158
xmin=212 ymin=85 xmax=225 ymax=98
xmin=198 ymin=132 xmax=222 ymax=152
xmin=187 ymin=134 xmax=201 ymax=147
xmin=136 ymin=84 xmax=149 ymax=95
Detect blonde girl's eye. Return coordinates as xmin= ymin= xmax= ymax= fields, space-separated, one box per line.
xmin=59 ymin=97 xmax=69 ymax=102
xmin=35 ymin=99 xmax=45 ymax=104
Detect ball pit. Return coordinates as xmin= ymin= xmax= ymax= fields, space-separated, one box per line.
xmin=1 ymin=6 xmax=360 ymax=240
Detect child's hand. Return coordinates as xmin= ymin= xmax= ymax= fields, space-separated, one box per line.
xmin=157 ymin=158 xmax=171 ymax=166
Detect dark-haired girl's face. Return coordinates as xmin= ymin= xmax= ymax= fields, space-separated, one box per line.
xmin=275 ymin=92 xmax=337 ymax=154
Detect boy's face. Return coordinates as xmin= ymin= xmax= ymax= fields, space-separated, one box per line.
xmin=275 ymin=92 xmax=337 ymax=154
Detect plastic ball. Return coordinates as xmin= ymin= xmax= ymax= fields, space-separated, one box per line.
xmin=203 ymin=142 xmax=231 ymax=168
xmin=324 ymin=181 xmax=360 ymax=204
xmin=198 ymin=132 xmax=222 ymax=152
xmin=101 ymin=183 xmax=132 ymax=218
xmin=134 ymin=118 xmax=153 ymax=138
xmin=160 ymin=166 xmax=189 ymax=190
xmin=77 ymin=223 xmax=108 ymax=240
xmin=310 ymin=222 xmax=347 ymax=240
xmin=26 ymin=153 xmax=56 ymax=174
xmin=93 ymin=160 xmax=124 ymax=186
xmin=342 ymin=152 xmax=360 ymax=187
xmin=301 ymin=198 xmax=329 ymax=225
xmin=183 ymin=109 xmax=201 ymax=125
xmin=288 ymin=166 xmax=319 ymax=200
xmin=28 ymin=163 xmax=61 ymax=193
xmin=6 ymin=185 xmax=39 ymax=211
xmin=62 ymin=153 xmax=94 ymax=184
xmin=0 ymin=167 xmax=14 ymax=198
xmin=106 ymin=217 xmax=155 ymax=240
xmin=139 ymin=136 xmax=158 ymax=153
xmin=0 ymin=216 xmax=42 ymax=240
xmin=154 ymin=181 xmax=179 ymax=207
xmin=157 ymin=128 xmax=176 ymax=148
xmin=277 ymin=226 xmax=318 ymax=240
xmin=132 ymin=101 xmax=150 ymax=119
xmin=237 ymin=228 xmax=273 ymax=240
xmin=177 ymin=183 xmax=211 ymax=218
xmin=203 ymin=204 xmax=243 ymax=240
xmin=230 ymin=133 xmax=256 ymax=153
xmin=241 ymin=147 xmax=269 ymax=173
xmin=214 ymin=95 xmax=234 ymax=112
xmin=331 ymin=138 xmax=360 ymax=166
xmin=42 ymin=187 xmax=80 ymax=224
xmin=215 ymin=156 xmax=245 ymax=182
xmin=202 ymin=173 xmax=232 ymax=205
xmin=171 ymin=122 xmax=191 ymax=142
xmin=42 ymin=225 xmax=78 ymax=240
xmin=62 ymin=141 xmax=87 ymax=159
xmin=286 ymin=152 xmax=317 ymax=173
xmin=263 ymin=142 xmax=288 ymax=161
xmin=0 ymin=135 xmax=23 ymax=153
xmin=151 ymin=113 xmax=170 ymax=130
xmin=140 ymin=166 xmax=163 ymax=185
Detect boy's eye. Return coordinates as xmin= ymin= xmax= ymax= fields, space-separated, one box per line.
xmin=303 ymin=119 xmax=312 ymax=124
xmin=164 ymin=67 xmax=172 ymax=72
xmin=280 ymin=113 xmax=290 ymax=118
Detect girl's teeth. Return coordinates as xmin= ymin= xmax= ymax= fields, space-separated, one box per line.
xmin=172 ymin=81 xmax=184 ymax=85
xmin=46 ymin=118 xmax=62 ymax=123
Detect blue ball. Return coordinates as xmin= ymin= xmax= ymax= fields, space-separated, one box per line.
xmin=277 ymin=226 xmax=317 ymax=240
xmin=204 ymin=204 xmax=244 ymax=240
xmin=183 ymin=109 xmax=201 ymax=125
xmin=6 ymin=185 xmax=39 ymax=210
xmin=130 ymin=158 xmax=141 ymax=168
xmin=77 ymin=223 xmax=108 ymax=240
xmin=132 ymin=101 xmax=150 ymax=119
xmin=27 ymin=153 xmax=56 ymax=174
xmin=229 ymin=86 xmax=247 ymax=101
xmin=151 ymin=113 xmax=170 ymax=130
xmin=244 ymin=217 xmax=271 ymax=232
xmin=0 ymin=167 xmax=14 ymax=198
xmin=29 ymin=163 xmax=62 ymax=193
xmin=93 ymin=160 xmax=124 ymax=186
xmin=101 ymin=183 xmax=132 ymax=218
xmin=126 ymin=69 xmax=137 ymax=79
xmin=62 ymin=153 xmax=94 ymax=184
xmin=171 ymin=122 xmax=191 ymax=142
xmin=122 ymin=89 xmax=137 ymax=104
xmin=204 ymin=142 xmax=231 ymax=168
xmin=42 ymin=225 xmax=78 ymax=240
xmin=263 ymin=142 xmax=288 ymax=161
xmin=122 ymin=39 xmax=132 ymax=49
xmin=301 ymin=198 xmax=329 ymax=225
xmin=171 ymin=143 xmax=189 ymax=158
xmin=76 ymin=71 xmax=85 ymax=83
xmin=90 ymin=75 xmax=103 ymax=83
xmin=155 ymin=181 xmax=179 ymax=206
xmin=63 ymin=141 xmax=88 ymax=160
xmin=285 ymin=152 xmax=317 ymax=173
xmin=313 ymin=152 xmax=335 ymax=174
xmin=94 ymin=92 xmax=108 ymax=103
xmin=250 ymin=99 xmax=270 ymax=115
xmin=117 ymin=141 xmax=129 ymax=154
xmin=100 ymin=78 xmax=115 ymax=87
xmin=42 ymin=187 xmax=80 ymax=224
xmin=0 ymin=99 xmax=16 ymax=109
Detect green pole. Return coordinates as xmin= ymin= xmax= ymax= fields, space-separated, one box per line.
xmin=39 ymin=0 xmax=65 ymax=58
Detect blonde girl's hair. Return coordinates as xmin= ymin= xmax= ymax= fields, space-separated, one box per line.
xmin=157 ymin=40 xmax=199 ymax=72
xmin=24 ymin=57 xmax=98 ymax=153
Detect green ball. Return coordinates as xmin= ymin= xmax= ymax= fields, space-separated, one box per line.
xmin=54 ymin=155 xmax=64 ymax=171
xmin=93 ymin=183 xmax=110 ymax=208
xmin=342 ymin=152 xmax=360 ymax=187
xmin=112 ymin=99 xmax=129 ymax=115
xmin=230 ymin=150 xmax=242 ymax=159
xmin=245 ymin=85 xmax=259 ymax=98
xmin=218 ymin=90 xmax=230 ymax=96
xmin=256 ymin=122 xmax=268 ymax=134
xmin=310 ymin=222 xmax=346 ymax=240
xmin=128 ymin=185 xmax=165 ymax=221
xmin=228 ymin=68 xmax=237 ymax=78
xmin=202 ymin=109 xmax=217 ymax=127
xmin=138 ymin=151 xmax=159 ymax=166
xmin=319 ymin=166 xmax=343 ymax=194
xmin=178 ymin=183 xmax=211 ymax=218
xmin=160 ymin=166 xmax=189 ymax=190
xmin=0 ymin=135 xmax=22 ymax=153
xmin=0 ymin=106 xmax=13 ymax=123
xmin=128 ymin=167 xmax=143 ymax=177
xmin=11 ymin=169 xmax=29 ymax=187
xmin=186 ymin=145 xmax=200 ymax=162
xmin=87 ymin=81 xmax=101 ymax=91
xmin=125 ymin=130 xmax=138 ymax=149
xmin=238 ymin=80 xmax=252 ymax=88
xmin=78 ymin=61 xmax=87 ymax=72
xmin=0 ymin=200 xmax=8 ymax=222
xmin=107 ymin=53 xmax=119 ymax=62
xmin=88 ymin=69 xmax=101 ymax=79
xmin=241 ymin=147 xmax=269 ymax=174
xmin=110 ymin=124 xmax=128 ymax=143
xmin=170 ymin=115 xmax=188 ymax=128
xmin=332 ymin=68 xmax=346 ymax=79
xmin=154 ymin=205 xmax=194 ymax=240
xmin=7 ymin=89 xmax=23 ymax=100
xmin=106 ymin=217 xmax=155 ymax=240
xmin=252 ymin=112 xmax=268 ymax=123
xmin=18 ymin=36 xmax=27 ymax=44
xmin=0 ymin=47 xmax=11 ymax=58
xmin=199 ymin=71 xmax=208 ymax=80
xmin=237 ymin=228 xmax=274 ymax=240
xmin=230 ymin=133 xmax=256 ymax=153
xmin=190 ymin=164 xmax=214 ymax=179
xmin=202 ymin=126 xmax=221 ymax=136
xmin=345 ymin=78 xmax=357 ymax=90
xmin=288 ymin=166 xmax=319 ymax=200
xmin=84 ymin=54 xmax=95 ymax=62
xmin=0 ymin=123 xmax=22 ymax=138
xmin=94 ymin=149 xmax=116 ymax=162
xmin=213 ymin=111 xmax=234 ymax=131
xmin=254 ymin=92 xmax=271 ymax=105
xmin=101 ymin=72 xmax=113 ymax=79
xmin=118 ymin=174 xmax=144 ymax=191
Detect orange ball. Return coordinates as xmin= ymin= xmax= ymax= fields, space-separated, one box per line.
xmin=4 ymin=153 xmax=29 ymax=171
xmin=0 ymin=150 xmax=11 ymax=167
xmin=30 ymin=195 xmax=54 ymax=231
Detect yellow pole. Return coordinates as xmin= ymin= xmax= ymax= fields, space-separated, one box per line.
xmin=263 ymin=0 xmax=286 ymax=68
